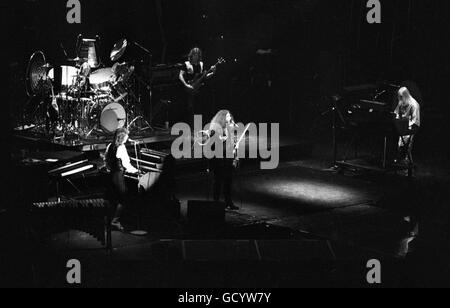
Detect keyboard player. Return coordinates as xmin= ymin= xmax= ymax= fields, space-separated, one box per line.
xmin=394 ymin=87 xmax=421 ymax=165
xmin=104 ymin=128 xmax=138 ymax=231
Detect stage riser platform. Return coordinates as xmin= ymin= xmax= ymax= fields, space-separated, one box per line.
xmin=14 ymin=131 xmax=177 ymax=153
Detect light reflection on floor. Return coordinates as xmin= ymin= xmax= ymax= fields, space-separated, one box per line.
xmin=256 ymin=179 xmax=360 ymax=204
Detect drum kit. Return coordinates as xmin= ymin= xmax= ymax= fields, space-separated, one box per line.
xmin=25 ymin=36 xmax=151 ymax=139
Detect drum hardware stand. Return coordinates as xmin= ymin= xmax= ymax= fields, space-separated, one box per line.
xmin=27 ymin=98 xmax=45 ymax=128
xmin=128 ymin=115 xmax=152 ymax=133
xmin=84 ymin=97 xmax=102 ymax=138
xmin=21 ymin=95 xmax=37 ymax=130
xmin=85 ymin=126 xmax=99 ymax=138
xmin=133 ymin=74 xmax=156 ymax=133
xmin=131 ymin=65 xmax=153 ymax=125
xmin=127 ymin=90 xmax=153 ymax=133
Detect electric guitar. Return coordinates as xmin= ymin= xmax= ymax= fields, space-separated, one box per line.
xmin=232 ymin=123 xmax=252 ymax=169
xmin=186 ymin=57 xmax=226 ymax=94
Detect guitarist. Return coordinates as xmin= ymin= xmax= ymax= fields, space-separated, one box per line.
xmin=179 ymin=47 xmax=217 ymax=127
xmin=208 ymin=110 xmax=240 ymax=211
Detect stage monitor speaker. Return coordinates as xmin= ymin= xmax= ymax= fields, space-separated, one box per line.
xmin=187 ymin=201 xmax=225 ymax=225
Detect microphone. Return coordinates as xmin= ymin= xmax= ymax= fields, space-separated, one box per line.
xmin=128 ymin=139 xmax=142 ymax=144
xmin=230 ymin=120 xmax=239 ymax=128
xmin=389 ymin=83 xmax=402 ymax=88
xmin=374 ymin=90 xmax=387 ymax=100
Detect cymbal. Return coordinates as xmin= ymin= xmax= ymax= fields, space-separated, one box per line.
xmin=67 ymin=57 xmax=81 ymax=62
xmin=40 ymin=63 xmax=53 ymax=69
xmin=110 ymin=39 xmax=128 ymax=62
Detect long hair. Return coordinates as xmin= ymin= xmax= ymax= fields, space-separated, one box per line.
xmin=398 ymin=87 xmax=414 ymax=105
xmin=105 ymin=128 xmax=129 ymax=170
xmin=209 ymin=110 xmax=233 ymax=136
xmin=188 ymin=47 xmax=203 ymax=63
xmin=113 ymin=128 xmax=129 ymax=147
xmin=210 ymin=110 xmax=232 ymax=131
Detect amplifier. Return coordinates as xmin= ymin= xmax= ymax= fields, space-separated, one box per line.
xmin=151 ymin=63 xmax=183 ymax=85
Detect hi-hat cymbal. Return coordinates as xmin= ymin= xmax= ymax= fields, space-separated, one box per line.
xmin=110 ymin=39 xmax=128 ymax=62
xmin=40 ymin=63 xmax=53 ymax=69
xmin=67 ymin=57 xmax=81 ymax=62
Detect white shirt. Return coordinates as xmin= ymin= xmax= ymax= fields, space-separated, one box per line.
xmin=116 ymin=144 xmax=138 ymax=174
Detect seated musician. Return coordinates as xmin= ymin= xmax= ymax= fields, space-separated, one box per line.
xmin=104 ymin=128 xmax=138 ymax=231
xmin=208 ymin=110 xmax=240 ymax=211
xmin=394 ymin=87 xmax=421 ymax=165
xmin=76 ymin=61 xmax=91 ymax=91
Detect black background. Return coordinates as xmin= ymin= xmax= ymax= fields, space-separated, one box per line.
xmin=4 ymin=0 xmax=450 ymax=126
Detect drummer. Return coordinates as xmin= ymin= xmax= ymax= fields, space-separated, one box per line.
xmin=77 ymin=61 xmax=91 ymax=91
xmin=111 ymin=62 xmax=135 ymax=85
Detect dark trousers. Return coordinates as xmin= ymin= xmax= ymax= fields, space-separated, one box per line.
xmin=211 ymin=159 xmax=234 ymax=205
xmin=186 ymin=91 xmax=210 ymax=128
xmin=186 ymin=94 xmax=196 ymax=128
xmin=107 ymin=170 xmax=128 ymax=220
xmin=398 ymin=126 xmax=419 ymax=162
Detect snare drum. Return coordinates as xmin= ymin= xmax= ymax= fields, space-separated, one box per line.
xmin=100 ymin=103 xmax=126 ymax=133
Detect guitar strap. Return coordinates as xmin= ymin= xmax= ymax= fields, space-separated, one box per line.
xmin=185 ymin=61 xmax=204 ymax=74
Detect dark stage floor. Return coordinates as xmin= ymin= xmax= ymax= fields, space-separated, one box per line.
xmin=4 ymin=121 xmax=450 ymax=287
xmin=2 ymin=154 xmax=449 ymax=287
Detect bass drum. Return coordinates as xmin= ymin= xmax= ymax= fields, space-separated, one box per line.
xmin=100 ymin=103 xmax=126 ymax=133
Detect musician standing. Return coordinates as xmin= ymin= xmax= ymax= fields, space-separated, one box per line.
xmin=394 ymin=87 xmax=421 ymax=164
xmin=179 ymin=47 xmax=216 ymax=127
xmin=104 ymin=128 xmax=138 ymax=231
xmin=208 ymin=110 xmax=240 ymax=211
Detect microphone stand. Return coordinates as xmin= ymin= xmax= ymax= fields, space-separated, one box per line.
xmin=321 ymin=98 xmax=344 ymax=171
xmin=130 ymin=140 xmax=148 ymax=236
xmin=133 ymin=41 xmax=152 ymax=56
xmin=131 ymin=41 xmax=156 ymax=133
